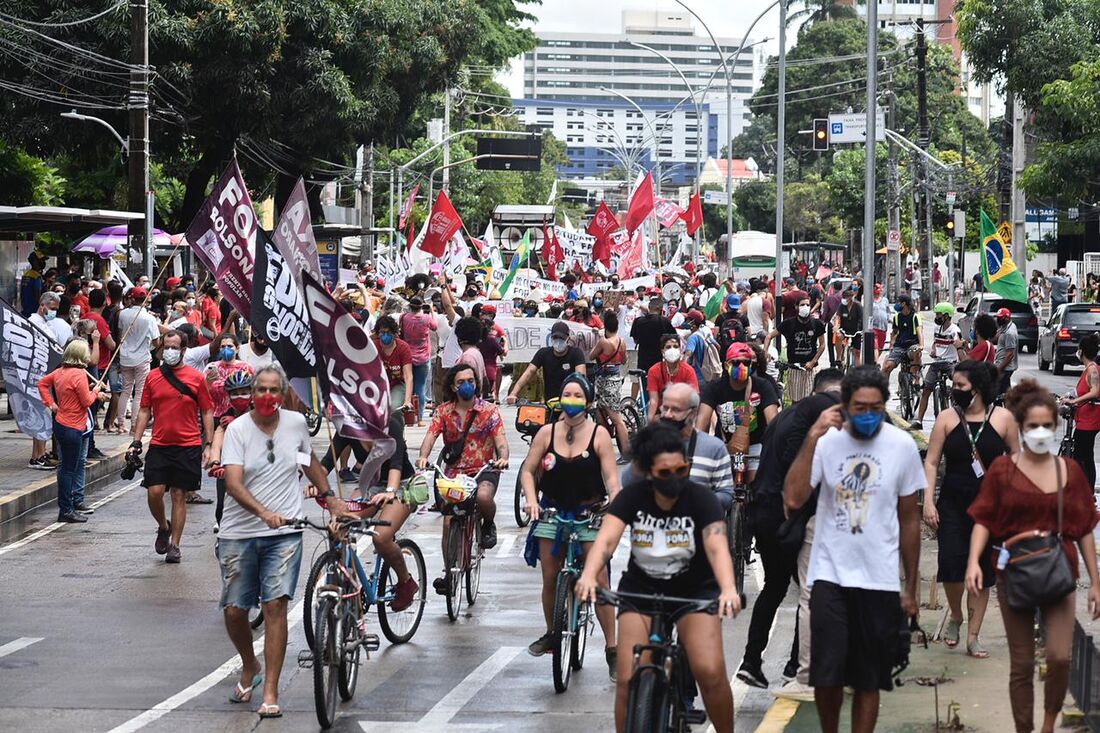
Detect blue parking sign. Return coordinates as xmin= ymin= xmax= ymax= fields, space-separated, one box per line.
xmin=831 ymin=122 xmax=843 ymax=135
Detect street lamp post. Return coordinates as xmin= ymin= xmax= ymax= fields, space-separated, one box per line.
xmin=861 ymin=0 xmax=879 ymax=363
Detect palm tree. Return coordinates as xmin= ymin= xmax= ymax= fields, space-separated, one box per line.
xmin=786 ymin=0 xmax=863 ymax=28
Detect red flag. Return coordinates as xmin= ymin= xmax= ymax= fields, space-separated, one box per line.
xmin=541 ymin=223 xmax=564 ymax=281
xmin=420 ymin=190 xmax=463 ymax=258
xmin=681 ymin=191 xmax=704 ymax=236
xmin=586 ymin=201 xmax=619 ymax=267
xmin=399 ymin=183 xmax=420 ymax=231
xmin=625 ymin=170 xmax=655 ymax=236
xmin=617 ymin=229 xmax=645 ymax=278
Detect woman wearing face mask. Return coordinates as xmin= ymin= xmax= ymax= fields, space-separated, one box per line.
xmin=399 ymin=297 xmax=437 ymax=425
xmin=519 ymin=375 xmax=621 ymax=676
xmin=646 ymin=334 xmax=700 ymax=422
xmin=206 ymin=369 xmax=256 ymax=530
xmin=922 ymin=361 xmax=1018 ymax=658
xmin=967 ymin=380 xmax=1100 ymax=733
xmin=1062 ymin=333 xmax=1100 ymax=491
xmin=204 ymin=334 xmax=253 ymax=421
xmin=576 ymin=421 xmax=741 ymax=733
xmin=373 ymin=315 xmax=414 ymax=413
xmin=589 ymin=309 xmax=631 ymax=457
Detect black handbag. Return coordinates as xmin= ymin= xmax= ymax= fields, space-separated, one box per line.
xmin=776 ymin=489 xmax=817 ymax=556
xmin=1000 ymin=456 xmax=1077 ymax=611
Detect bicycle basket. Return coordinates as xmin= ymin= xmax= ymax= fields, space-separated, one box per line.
xmin=401 ymin=473 xmax=431 ymax=507
xmin=437 ymin=476 xmax=473 ymax=505
xmin=515 ymin=403 xmax=551 ymax=437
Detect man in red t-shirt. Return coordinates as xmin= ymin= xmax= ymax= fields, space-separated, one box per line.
xmin=128 ymin=330 xmax=215 ymax=563
xmin=85 ymin=288 xmax=116 ymax=460
xmin=373 ymin=315 xmax=414 ymax=413
xmin=646 ymin=333 xmax=700 ymax=421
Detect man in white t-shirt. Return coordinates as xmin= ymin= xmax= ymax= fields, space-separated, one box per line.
xmin=219 ymin=365 xmax=348 ymax=716
xmin=784 ymin=366 xmax=923 ymax=733
xmin=238 ymin=332 xmax=275 ymax=371
xmin=116 ymin=287 xmax=164 ymax=432
xmin=29 ymin=291 xmax=73 ymax=346
xmin=913 ymin=303 xmax=965 ymax=429
xmin=746 ymin=282 xmax=769 ymax=340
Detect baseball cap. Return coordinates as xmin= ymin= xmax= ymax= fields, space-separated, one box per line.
xmin=130 ymin=286 xmax=148 ymax=301
xmin=551 ymin=321 xmax=570 ymax=338
xmin=725 ymin=342 xmax=755 ymax=362
xmin=726 ymin=294 xmax=741 ymax=309
xmin=166 ymin=276 xmax=182 ymax=289
xmin=686 ymin=309 xmax=705 ymax=325
xmin=996 ymin=307 xmax=1012 ymax=319
xmin=481 ymin=304 xmax=497 ymax=315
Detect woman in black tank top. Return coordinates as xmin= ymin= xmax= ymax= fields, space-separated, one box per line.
xmin=518 ymin=374 xmax=623 ymax=675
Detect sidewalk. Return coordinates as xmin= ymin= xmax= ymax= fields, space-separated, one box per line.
xmin=0 ymin=422 xmax=132 ymax=524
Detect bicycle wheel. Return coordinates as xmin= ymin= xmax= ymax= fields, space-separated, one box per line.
xmin=727 ymin=502 xmax=746 ymax=598
xmin=619 ymin=398 xmax=643 ymax=444
xmin=514 ymin=473 xmax=530 ymax=528
xmin=445 ymin=519 xmax=465 ymax=621
xmin=570 ymin=591 xmax=591 ymax=672
xmin=466 ymin=518 xmax=483 ymax=605
xmin=306 ymin=409 xmax=322 ymax=436
xmin=377 ymin=538 xmax=427 ymax=644
xmin=304 ymin=550 xmax=341 ymax=652
xmin=898 ymin=374 xmax=914 ymax=421
xmin=625 ymin=667 xmax=671 ymax=733
xmin=312 ymin=597 xmax=340 ymax=730
xmin=337 ymin=606 xmax=360 ymax=701
xmin=551 ymin=572 xmax=575 ymax=693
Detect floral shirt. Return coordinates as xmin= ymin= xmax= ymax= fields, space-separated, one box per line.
xmin=205 ymin=359 xmax=254 ymax=418
xmin=428 ymin=399 xmax=503 ymax=477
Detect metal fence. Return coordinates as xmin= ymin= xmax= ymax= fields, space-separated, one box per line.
xmin=1071 ymin=621 xmax=1100 ymax=731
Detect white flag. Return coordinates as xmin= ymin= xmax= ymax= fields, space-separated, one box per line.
xmin=485 ymin=221 xmax=504 ymax=271
xmin=441 ymin=231 xmax=470 ymax=276
xmin=546 ymin=179 xmax=558 ymax=206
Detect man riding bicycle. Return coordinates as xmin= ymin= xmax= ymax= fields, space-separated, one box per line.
xmin=832 ymin=288 xmax=864 ymax=368
xmin=881 ymin=294 xmax=923 ymax=379
xmin=507 ymin=321 xmax=587 ymax=404
xmin=418 ymin=364 xmax=509 ymax=592
xmin=912 ymin=302 xmax=965 ymax=430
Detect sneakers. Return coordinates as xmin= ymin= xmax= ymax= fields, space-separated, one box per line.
xmin=74 ymin=504 xmax=95 ymax=514
xmin=43 ymin=453 xmax=58 ymax=467
xmin=736 ymin=663 xmax=769 ymax=689
xmin=773 ymin=680 xmax=815 ymax=702
xmin=28 ymin=457 xmax=52 ymax=471
xmin=390 ymin=576 xmax=420 ymax=612
xmin=155 ymin=523 xmax=172 ymax=555
xmin=909 ymin=419 xmax=923 ymax=431
xmin=606 ymin=647 xmax=618 ymax=681
xmin=165 ymin=543 xmax=181 ymax=563
xmin=528 ymin=633 xmax=553 ymax=657
xmin=782 ymin=659 xmax=798 ymax=682
xmin=338 ymin=468 xmax=357 ymax=483
xmin=87 ymin=448 xmax=108 ymax=460
xmin=480 ymin=520 xmax=498 ymax=549
xmin=58 ymin=511 xmax=88 ymax=523
xmin=432 ymin=575 xmax=450 ymax=595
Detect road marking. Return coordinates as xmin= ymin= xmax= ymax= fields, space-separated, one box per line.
xmin=106 ymin=598 xmax=305 ymax=733
xmin=754 ymin=697 xmax=801 ymax=732
xmin=358 ymin=646 xmax=523 ymax=732
xmin=0 ymin=480 xmax=141 ymax=558
xmin=494 ymin=534 xmax=517 ymax=557
xmin=0 ymin=637 xmax=42 ymax=658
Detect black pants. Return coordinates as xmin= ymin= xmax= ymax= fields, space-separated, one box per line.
xmin=1075 ymin=429 xmax=1099 ymax=492
xmin=825 ymin=323 xmax=836 ymax=367
xmin=741 ymin=529 xmax=799 ymax=670
xmin=320 ymin=433 xmax=369 ymax=473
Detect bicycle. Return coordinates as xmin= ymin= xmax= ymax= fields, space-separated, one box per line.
xmin=774 ymin=360 xmax=809 ymax=405
xmin=514 ymin=398 xmax=562 ymax=528
xmin=923 ymin=358 xmax=954 ymax=417
xmin=895 ymin=348 xmax=923 ymax=422
xmin=836 ymin=329 xmax=861 ymax=373
xmin=627 ymin=369 xmax=651 ymax=427
xmin=421 ymin=461 xmax=493 ymax=621
xmin=598 ymin=588 xmax=718 ymax=733
xmin=587 ymin=361 xmax=643 ymax=455
xmin=291 ymin=515 xmax=425 ymax=729
xmin=540 ymin=507 xmax=600 ymax=693
xmin=1059 ymin=399 xmax=1078 ymax=459
xmin=727 ymin=452 xmax=750 ymax=607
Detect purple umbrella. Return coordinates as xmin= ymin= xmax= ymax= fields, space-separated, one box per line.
xmin=73 ymin=225 xmax=173 ymax=259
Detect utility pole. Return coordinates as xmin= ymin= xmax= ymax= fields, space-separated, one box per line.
xmin=774 ymin=0 xmax=787 ymax=308
xmin=887 ymin=83 xmax=901 ymax=301
xmin=442 ymin=88 xmax=451 ymax=194
xmin=862 ymin=0 xmax=879 ymax=364
xmin=362 ymin=142 xmax=375 ymax=263
xmin=128 ymin=0 xmax=152 ymax=280
xmin=1010 ymin=98 xmax=1027 ymax=269
xmin=915 ymin=18 xmax=931 ymax=308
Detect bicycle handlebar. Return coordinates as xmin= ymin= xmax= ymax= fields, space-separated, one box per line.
xmin=775 ymin=360 xmax=806 ymax=371
xmin=597 ymin=588 xmax=719 ymax=616
xmin=289 ymin=516 xmax=393 ymax=533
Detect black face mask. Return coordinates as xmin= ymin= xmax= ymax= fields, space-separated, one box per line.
xmin=652 ymin=476 xmax=688 ymax=500
xmin=465 ymin=289 xmax=477 ymax=299
xmin=659 ymin=415 xmax=689 ymax=432
xmin=951 ymin=388 xmax=975 ymax=410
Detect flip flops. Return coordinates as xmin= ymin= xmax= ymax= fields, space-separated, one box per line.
xmin=943 ymin=617 xmax=961 ymax=648
xmin=258 ymin=703 xmax=282 ymax=718
xmin=229 ymin=672 xmax=263 ymax=703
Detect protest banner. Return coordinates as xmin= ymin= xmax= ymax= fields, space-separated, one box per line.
xmin=252 ymin=231 xmax=316 ymax=378
xmin=655 ymin=197 xmax=686 ymax=229
xmin=494 ymin=316 xmax=600 ymax=364
xmin=272 ymin=177 xmax=322 ymax=286
xmin=0 ymin=301 xmax=62 ymax=441
xmin=580 ymin=275 xmax=656 ymax=296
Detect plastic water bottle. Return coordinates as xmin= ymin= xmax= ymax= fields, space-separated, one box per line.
xmin=355 ymin=534 xmax=375 ymax=576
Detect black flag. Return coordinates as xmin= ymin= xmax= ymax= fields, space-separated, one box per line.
xmin=0 ymin=300 xmax=63 ymax=440
xmin=250 ymin=229 xmax=316 ymax=378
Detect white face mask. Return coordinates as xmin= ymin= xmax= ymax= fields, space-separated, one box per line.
xmin=1022 ymin=427 xmax=1056 ymax=455
xmin=663 ymin=348 xmax=682 ymax=363
xmin=798 ymin=305 xmax=810 ymax=318
xmin=161 ymin=348 xmax=182 ymax=366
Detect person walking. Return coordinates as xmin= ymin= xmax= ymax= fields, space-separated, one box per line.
xmin=219 ymin=365 xmax=348 ymax=718
xmin=965 ymin=313 xmax=998 ymax=364
xmin=784 ymin=366 xmax=925 ymax=733
xmin=27 ymin=291 xmax=72 ymax=470
xmin=117 ymin=287 xmax=163 ymax=433
xmin=400 ymin=296 xmax=437 ymax=425
xmin=128 ymin=330 xmax=215 ymax=563
xmin=1046 ymin=268 xmax=1071 ymax=313
xmin=922 ymin=361 xmax=1017 ymax=658
xmin=589 ymin=309 xmax=630 ymax=457
xmin=372 ymin=315 xmax=414 ymax=412
xmin=967 ymin=380 xmax=1100 ymax=733
xmin=870 ymin=284 xmax=890 ymax=362
xmin=84 ymin=288 xmax=115 ymax=459
xmin=629 ymin=297 xmax=677 ymax=378
xmin=38 ymin=339 xmax=108 ymax=522
xmin=1062 ymin=333 xmax=1100 ymax=491
xmin=994 ymin=307 xmax=1019 ymax=399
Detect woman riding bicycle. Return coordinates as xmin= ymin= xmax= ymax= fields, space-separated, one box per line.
xmin=417 ymin=364 xmax=509 ymax=591
xmin=520 ymin=374 xmax=621 ymax=676
xmin=576 ymin=421 xmax=741 ymax=733
xmin=589 ymin=309 xmax=631 ymax=457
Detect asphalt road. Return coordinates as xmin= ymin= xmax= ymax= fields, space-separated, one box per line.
xmin=0 ymin=417 xmax=790 ymax=733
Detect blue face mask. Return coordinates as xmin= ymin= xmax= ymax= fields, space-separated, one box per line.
xmin=849 ymin=410 xmax=886 ymax=439
xmin=219 ymin=347 xmax=236 ymax=362
xmin=45 ymin=309 xmax=56 ymax=321
xmin=593 ymin=299 xmax=604 ymax=309
xmin=379 ymin=332 xmax=395 ymax=347
xmin=456 ymin=381 xmax=477 ymax=401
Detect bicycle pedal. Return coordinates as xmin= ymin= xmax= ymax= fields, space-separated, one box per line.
xmin=683 ymin=709 xmax=708 ymax=726
xmin=297 ymin=649 xmax=314 ymax=669
xmin=361 ymin=633 xmax=380 ymax=652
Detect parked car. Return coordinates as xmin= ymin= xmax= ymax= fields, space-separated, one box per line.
xmin=1038 ymin=303 xmax=1100 ymax=374
xmin=957 ymin=294 xmax=1038 ymax=353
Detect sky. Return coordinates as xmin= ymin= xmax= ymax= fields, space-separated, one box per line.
xmin=499 ymin=0 xmax=786 ymax=96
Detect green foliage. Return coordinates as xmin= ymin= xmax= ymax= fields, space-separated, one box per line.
xmin=0 ymin=142 xmax=65 ymax=206
xmin=733 ymin=179 xmax=776 ymax=232
xmin=788 ymin=0 xmax=861 ymax=30
xmin=699 ymin=183 xmax=746 ymax=238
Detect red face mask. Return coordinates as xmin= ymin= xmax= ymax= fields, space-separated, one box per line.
xmin=229 ymin=396 xmax=252 ymax=414
xmin=254 ymin=393 xmax=282 ymax=417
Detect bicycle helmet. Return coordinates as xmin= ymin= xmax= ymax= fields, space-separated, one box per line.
xmin=933 ymin=302 xmax=954 ymax=316
xmin=224 ymin=369 xmax=253 ymax=392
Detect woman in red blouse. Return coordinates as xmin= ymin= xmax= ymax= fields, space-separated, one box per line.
xmin=967 ymin=380 xmax=1100 ymax=733
xmin=1064 ymin=333 xmax=1100 ymax=491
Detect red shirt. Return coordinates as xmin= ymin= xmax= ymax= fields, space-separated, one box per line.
xmin=375 ymin=337 xmax=413 ymax=386
xmin=646 ymin=360 xmax=700 ymax=403
xmin=1076 ymin=365 xmax=1100 ymax=431
xmin=966 ymin=340 xmax=995 ymax=364
xmin=140 ymin=365 xmax=214 ymax=446
xmin=428 ymin=399 xmax=503 ymax=476
xmin=201 ymin=296 xmax=222 ymax=334
xmin=86 ymin=311 xmax=112 ymax=370
xmin=70 ymin=293 xmax=90 ymax=316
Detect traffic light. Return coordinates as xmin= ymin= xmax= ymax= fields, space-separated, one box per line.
xmin=946 ymin=209 xmax=964 ymax=238
xmin=813 ymin=118 xmax=829 ymax=151
xmin=945 ymin=218 xmax=955 ymax=237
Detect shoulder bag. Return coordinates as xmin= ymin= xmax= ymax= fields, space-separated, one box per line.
xmin=1000 ymin=456 xmax=1077 ymax=610
xmin=159 ymin=364 xmax=198 ymax=401
xmin=440 ymin=407 xmax=477 ymax=466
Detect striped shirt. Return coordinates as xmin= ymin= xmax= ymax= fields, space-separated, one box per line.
xmin=621 ymin=429 xmax=734 ymax=508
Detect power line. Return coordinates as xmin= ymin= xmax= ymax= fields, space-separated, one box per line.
xmin=0 ymin=2 xmax=126 ymax=29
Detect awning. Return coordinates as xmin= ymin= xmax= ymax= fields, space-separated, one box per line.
xmin=0 ymin=206 xmax=143 ymax=235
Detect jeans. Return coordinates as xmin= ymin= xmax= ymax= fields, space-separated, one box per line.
xmin=55 ymin=421 xmax=90 ymax=515
xmin=87 ymin=367 xmax=101 ymax=453
xmin=1074 ymin=428 xmax=1098 ymax=491
xmin=412 ymin=362 xmax=429 ymax=421
xmin=120 ymin=361 xmax=150 ymax=426
xmin=216 ymin=533 xmax=304 ymax=610
xmin=741 ymin=529 xmax=799 ymax=670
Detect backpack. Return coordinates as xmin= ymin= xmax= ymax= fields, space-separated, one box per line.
xmin=717 ymin=313 xmax=746 ymax=355
xmin=701 ymin=334 xmax=724 ymax=382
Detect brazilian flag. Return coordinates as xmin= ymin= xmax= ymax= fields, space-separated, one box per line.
xmin=498 ymin=231 xmax=530 ymax=298
xmin=979 ymin=210 xmax=1028 ymax=303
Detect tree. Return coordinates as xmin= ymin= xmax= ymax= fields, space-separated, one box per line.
xmin=733 ymin=179 xmax=776 ymax=233
xmin=787 ymin=0 xmax=861 ymax=30
xmin=0 ymin=141 xmax=64 ymax=206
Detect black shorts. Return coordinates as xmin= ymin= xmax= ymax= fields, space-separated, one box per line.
xmin=142 ymin=445 xmax=203 ymax=492
xmin=614 ymin=572 xmax=719 ymax=620
xmin=809 ymin=580 xmax=902 ymax=692
xmin=476 ymin=468 xmax=501 ymax=492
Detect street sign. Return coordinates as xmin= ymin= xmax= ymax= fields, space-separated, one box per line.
xmin=887 ymin=229 xmax=900 ymax=252
xmin=997 ymin=221 xmax=1012 ymax=244
xmin=827 ymin=110 xmax=886 ymax=144
xmin=946 ymin=191 xmax=956 ymax=206
xmin=703 ymin=190 xmax=729 ymax=206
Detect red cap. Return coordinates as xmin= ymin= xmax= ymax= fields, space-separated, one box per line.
xmin=130 ymin=286 xmax=148 ymax=301
xmin=725 ymin=342 xmax=755 ymax=362
xmin=686 ymin=309 xmax=705 ymax=325
xmin=996 ymin=307 xmax=1012 ymax=318
xmin=166 ymin=276 xmax=181 ymax=289
xmin=481 ymin=304 xmax=497 ymax=315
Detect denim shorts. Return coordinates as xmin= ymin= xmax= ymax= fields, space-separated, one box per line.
xmin=107 ymin=363 xmax=123 ymax=393
xmin=216 ymin=533 xmax=304 ymax=610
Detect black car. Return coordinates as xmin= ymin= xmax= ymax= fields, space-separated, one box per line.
xmin=957 ymin=294 xmax=1038 ymax=353
xmin=1038 ymin=303 xmax=1100 ymax=374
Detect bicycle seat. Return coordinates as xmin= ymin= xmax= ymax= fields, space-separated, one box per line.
xmin=628 ymin=369 xmax=647 ymax=377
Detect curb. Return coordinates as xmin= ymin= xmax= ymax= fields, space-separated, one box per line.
xmin=0 ymin=446 xmax=129 ymax=524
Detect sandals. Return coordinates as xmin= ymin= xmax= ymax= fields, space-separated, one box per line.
xmin=229 ymin=672 xmax=263 ymax=703
xmin=943 ymin=617 xmax=961 ymax=648
xmin=967 ymin=638 xmax=990 ymax=659
xmin=258 ymin=703 xmax=282 ymax=718
xmin=186 ymin=493 xmax=214 ymax=505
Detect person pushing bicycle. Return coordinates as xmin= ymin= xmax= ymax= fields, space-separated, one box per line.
xmin=912 ymin=302 xmax=965 ymax=430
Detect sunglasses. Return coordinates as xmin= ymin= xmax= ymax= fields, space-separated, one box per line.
xmin=652 ymin=463 xmax=691 ymax=480
xmin=266 ymin=438 xmax=275 ymax=464
xmin=728 ymin=360 xmax=753 ymax=368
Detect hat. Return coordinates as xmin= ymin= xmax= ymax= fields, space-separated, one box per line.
xmin=130 ymin=286 xmax=148 ymax=301
xmin=481 ymin=304 xmax=497 ymax=315
xmin=686 ymin=309 xmax=705 ymax=326
xmin=726 ymin=294 xmax=741 ymax=309
xmin=551 ymin=321 xmax=570 ymax=338
xmin=166 ymin=276 xmax=182 ymax=289
xmin=725 ymin=342 xmax=755 ymax=362
xmin=996 ymin=307 xmax=1012 ymax=319
xmin=736 ymin=280 xmax=749 ymax=292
